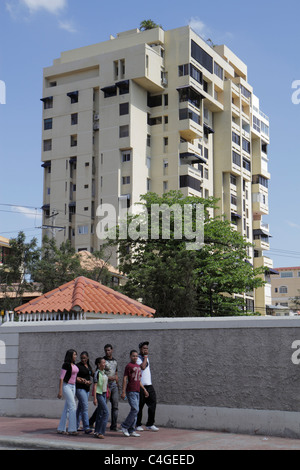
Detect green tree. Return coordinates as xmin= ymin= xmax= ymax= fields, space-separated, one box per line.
xmin=140 ymin=20 xmax=161 ymax=31
xmin=31 ymin=236 xmax=112 ymax=294
xmin=0 ymin=232 xmax=40 ymax=311
xmin=109 ymin=191 xmax=265 ymax=317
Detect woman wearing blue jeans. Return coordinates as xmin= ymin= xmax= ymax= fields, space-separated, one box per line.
xmin=93 ymin=357 xmax=109 ymax=439
xmin=76 ymin=351 xmax=93 ymax=434
xmin=57 ymin=349 xmax=79 ymax=435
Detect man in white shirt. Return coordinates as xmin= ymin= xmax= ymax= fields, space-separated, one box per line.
xmin=136 ymin=341 xmax=159 ymax=432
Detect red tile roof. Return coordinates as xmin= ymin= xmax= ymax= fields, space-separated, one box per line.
xmin=14 ymin=276 xmax=155 ymax=318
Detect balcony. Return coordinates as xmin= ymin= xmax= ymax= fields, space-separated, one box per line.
xmin=130 ymin=43 xmax=165 ymax=93
xmin=179 ymin=108 xmax=202 ymax=140
xmin=252 ymin=192 xmax=269 ymax=216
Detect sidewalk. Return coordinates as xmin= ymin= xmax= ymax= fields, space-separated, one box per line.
xmin=1 ymin=417 xmax=300 ymax=450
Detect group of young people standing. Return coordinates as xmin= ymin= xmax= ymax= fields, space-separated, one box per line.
xmin=57 ymin=341 xmax=158 ymax=439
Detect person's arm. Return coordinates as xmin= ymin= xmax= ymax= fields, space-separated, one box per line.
xmin=57 ymin=378 xmax=63 ymax=399
xmin=58 ymin=367 xmax=67 ymax=399
xmin=121 ymin=375 xmax=128 ymax=400
xmin=92 ymin=382 xmax=97 ymax=406
xmin=140 ymin=355 xmax=148 ymax=371
xmin=140 ymin=382 xmax=149 ymax=398
xmin=93 ymin=370 xmax=98 ymax=406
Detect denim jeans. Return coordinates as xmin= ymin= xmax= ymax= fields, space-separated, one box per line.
xmin=95 ymin=392 xmax=109 ymax=436
xmin=108 ymin=382 xmax=119 ymax=430
xmin=57 ymin=383 xmax=77 ymax=433
xmin=76 ymin=388 xmax=90 ymax=430
xmin=121 ymin=391 xmax=140 ymax=434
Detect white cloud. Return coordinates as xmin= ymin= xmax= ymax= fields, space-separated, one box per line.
xmin=59 ymin=19 xmax=77 ymax=33
xmin=188 ymin=17 xmax=210 ymax=39
xmin=12 ymin=206 xmax=42 ymax=220
xmin=20 ymin=0 xmax=67 ymax=14
xmin=287 ymin=221 xmax=300 ymax=230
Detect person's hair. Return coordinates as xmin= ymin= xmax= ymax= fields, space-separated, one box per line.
xmin=95 ymin=356 xmax=105 ymax=366
xmin=104 ymin=344 xmax=113 ymax=350
xmin=80 ymin=351 xmax=91 ymax=367
xmin=64 ymin=349 xmax=77 ymax=364
xmin=130 ymin=349 xmax=138 ymax=356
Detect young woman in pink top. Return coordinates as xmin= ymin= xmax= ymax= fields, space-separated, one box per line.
xmin=57 ymin=349 xmax=79 ymax=435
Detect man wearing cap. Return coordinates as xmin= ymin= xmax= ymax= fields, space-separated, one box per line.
xmin=136 ymin=341 xmax=159 ymax=432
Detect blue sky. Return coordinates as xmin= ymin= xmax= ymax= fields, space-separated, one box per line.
xmin=0 ymin=0 xmax=299 ymax=267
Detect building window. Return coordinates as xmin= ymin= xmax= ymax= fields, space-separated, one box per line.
xmin=214 ymin=62 xmax=224 ymax=80
xmin=231 ymin=194 xmax=237 ymax=206
xmin=121 ymin=151 xmax=131 ymax=162
xmin=44 ymin=118 xmax=53 ymax=130
xmin=178 ymin=64 xmax=189 ymax=76
xmin=41 ymin=97 xmax=53 ymax=109
xmin=122 ymin=176 xmax=130 ymax=185
xmin=67 ymin=91 xmax=79 ymax=103
xmin=148 ymin=116 xmax=162 ymax=126
xmin=190 ymin=64 xmax=202 ymax=84
xmin=78 ymin=225 xmax=89 ymax=235
xmin=261 ymin=122 xmax=269 ymax=137
xmin=232 ymin=151 xmax=241 ymax=167
xmin=279 ymin=286 xmax=288 ymax=294
xmin=230 ymin=174 xmax=237 ymax=186
xmin=280 ymin=271 xmax=293 ymax=278
xmin=43 ymin=139 xmax=52 ymax=151
xmin=102 ymin=85 xmax=117 ymax=98
xmin=119 ymin=125 xmax=129 ymax=138
xmin=147 ymin=134 xmax=151 ymax=147
xmin=179 ymin=108 xmax=200 ymax=125
xmin=71 ymin=135 xmax=77 ymax=147
xmin=252 ymin=175 xmax=269 ymax=188
xmin=119 ymin=102 xmax=129 ymax=115
xmin=148 ymin=94 xmax=162 ymax=107
xmin=253 ymin=115 xmax=261 ymax=132
xmin=243 ymin=158 xmax=251 ymax=172
xmin=232 ymin=131 xmax=240 ymax=146
xmin=71 ymin=113 xmax=78 ymax=125
xmin=191 ymin=40 xmax=213 ymax=74
xmin=242 ymin=138 xmax=251 ymax=154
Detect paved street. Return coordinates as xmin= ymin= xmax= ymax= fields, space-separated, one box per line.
xmin=1 ymin=417 xmax=300 ymax=451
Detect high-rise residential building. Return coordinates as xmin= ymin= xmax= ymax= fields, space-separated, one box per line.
xmin=40 ymin=25 xmax=273 ymax=314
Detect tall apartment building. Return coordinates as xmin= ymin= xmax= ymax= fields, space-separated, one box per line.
xmin=41 ymin=25 xmax=273 ymax=314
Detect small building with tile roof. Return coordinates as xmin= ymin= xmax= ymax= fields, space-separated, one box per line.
xmin=14 ymin=276 xmax=155 ymax=320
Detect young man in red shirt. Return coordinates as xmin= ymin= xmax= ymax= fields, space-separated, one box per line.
xmin=121 ymin=350 xmax=149 ymax=437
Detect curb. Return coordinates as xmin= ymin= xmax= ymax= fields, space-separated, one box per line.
xmin=0 ymin=435 xmax=136 ymax=450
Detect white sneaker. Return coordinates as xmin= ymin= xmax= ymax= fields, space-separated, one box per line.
xmin=121 ymin=427 xmax=130 ymax=437
xmin=130 ymin=431 xmax=140 ymax=437
xmin=146 ymin=425 xmax=159 ymax=431
xmin=136 ymin=426 xmax=144 ymax=432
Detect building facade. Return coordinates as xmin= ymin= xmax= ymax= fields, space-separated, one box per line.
xmin=271 ymin=267 xmax=300 ymax=313
xmin=0 ymin=237 xmax=10 ymax=266
xmin=40 ymin=25 xmax=273 ymax=314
